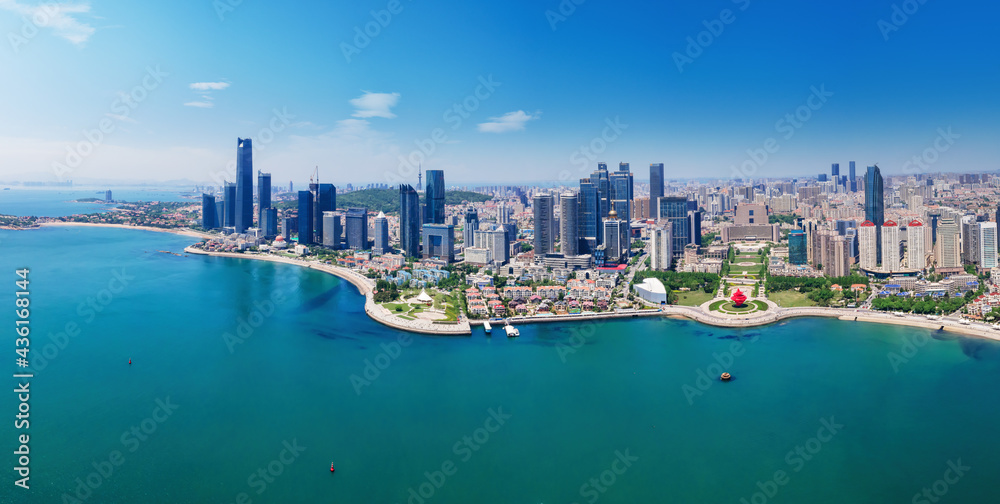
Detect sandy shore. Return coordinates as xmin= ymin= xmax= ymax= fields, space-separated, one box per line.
xmin=39 ymin=221 xmax=214 ymax=239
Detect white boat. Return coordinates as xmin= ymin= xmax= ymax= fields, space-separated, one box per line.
xmin=484 ymin=320 xmax=492 ymax=334
xmin=504 ymin=321 xmax=520 ymax=338
xmin=926 ymin=315 xmax=941 ymax=320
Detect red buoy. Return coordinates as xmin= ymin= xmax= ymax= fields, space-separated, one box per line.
xmin=129 ymin=359 xmax=132 ymax=365
xmin=330 ymin=463 xmax=335 ymax=473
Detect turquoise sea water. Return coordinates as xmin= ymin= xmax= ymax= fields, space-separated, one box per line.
xmin=0 ymin=188 xmax=192 ymax=217
xmin=2 ymin=227 xmax=1000 ymax=503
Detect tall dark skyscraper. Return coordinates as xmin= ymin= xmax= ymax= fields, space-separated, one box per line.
xmin=609 ymin=163 xmax=633 ymax=257
xmin=201 ymin=194 xmax=218 ymax=229
xmin=577 ymin=178 xmax=599 ymax=254
xmin=533 ymin=193 xmax=555 ymax=255
xmin=659 ymin=196 xmax=690 ymax=261
xmin=424 ymin=170 xmax=446 ymax=224
xmin=223 ymin=182 xmax=236 ymax=228
xmin=345 ymin=208 xmax=368 ymax=250
xmin=235 ymin=138 xmax=253 ymax=233
xmin=297 ymin=190 xmax=313 ymax=244
xmin=649 ymin=163 xmax=664 ymax=216
xmin=257 ymin=171 xmax=271 ymax=229
xmin=849 ymin=161 xmax=857 ymax=191
xmin=831 ymin=163 xmax=840 ymax=178
xmin=462 ymin=208 xmax=479 ymax=247
xmin=311 ymin=182 xmax=336 ymax=244
xmin=591 ymin=163 xmax=610 ymax=242
xmin=399 ymin=184 xmax=420 ymax=257
xmin=865 ymin=165 xmax=884 ymax=263
xmin=560 ymin=192 xmax=579 ymax=256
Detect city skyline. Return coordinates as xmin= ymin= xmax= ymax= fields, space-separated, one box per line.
xmin=1 ymin=1 xmax=997 ymax=184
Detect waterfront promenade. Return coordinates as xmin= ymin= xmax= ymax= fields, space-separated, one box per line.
xmin=184 ymin=247 xmax=473 ymax=336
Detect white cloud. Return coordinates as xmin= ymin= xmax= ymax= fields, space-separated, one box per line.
xmin=477 ymin=110 xmax=539 ymax=133
xmin=184 ymin=101 xmax=214 ymax=108
xmin=349 ymin=91 xmax=400 ymax=119
xmin=189 ymin=82 xmax=230 ymax=91
xmin=0 ymin=0 xmax=96 ymax=44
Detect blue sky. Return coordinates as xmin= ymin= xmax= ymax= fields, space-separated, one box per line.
xmin=0 ymin=0 xmax=997 ymax=185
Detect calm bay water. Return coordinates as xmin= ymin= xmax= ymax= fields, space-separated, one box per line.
xmin=2 ymin=227 xmax=1000 ymax=503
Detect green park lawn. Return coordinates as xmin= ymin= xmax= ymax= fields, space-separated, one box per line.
xmin=768 ymin=290 xmax=817 ymax=307
xmin=674 ymin=290 xmax=715 ymax=306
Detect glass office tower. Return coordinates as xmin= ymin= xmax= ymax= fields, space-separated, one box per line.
xmin=235 ymin=138 xmax=253 ymax=233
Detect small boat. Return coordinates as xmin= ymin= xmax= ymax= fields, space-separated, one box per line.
xmin=483 ymin=320 xmax=492 ymax=335
xmin=504 ymin=321 xmax=519 ymax=338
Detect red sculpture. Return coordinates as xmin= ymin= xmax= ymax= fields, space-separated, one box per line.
xmin=731 ymin=289 xmax=747 ymax=307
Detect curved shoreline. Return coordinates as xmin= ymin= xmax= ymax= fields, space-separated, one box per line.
xmin=183 ymin=247 xmax=473 ymax=336
xmin=11 ymin=222 xmax=1000 ymax=341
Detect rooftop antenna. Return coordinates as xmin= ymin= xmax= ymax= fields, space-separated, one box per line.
xmin=418 ymin=163 xmax=422 ymax=189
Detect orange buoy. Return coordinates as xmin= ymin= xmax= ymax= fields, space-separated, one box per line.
xmin=720 ymin=372 xmax=731 ymax=381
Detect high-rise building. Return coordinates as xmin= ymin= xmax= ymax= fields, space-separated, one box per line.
xmin=559 ymin=192 xmax=579 ymax=256
xmin=907 ymin=220 xmax=925 ymax=271
xmin=881 ymin=220 xmax=900 ymax=271
xmin=201 ymin=194 xmax=218 ymax=229
xmin=591 ymin=163 xmax=610 ymax=243
xmin=936 ymin=216 xmax=962 ymax=268
xmin=311 ymin=182 xmax=336 ymax=245
xmin=373 ymin=211 xmax=390 ymax=254
xmin=105 ymin=190 xmax=113 ymax=202
xmin=649 ymin=221 xmax=673 ymax=271
xmin=424 ymin=170 xmax=446 ymax=224
xmin=257 ymin=171 xmax=271 ymax=229
xmin=864 ymin=165 xmax=884 ymax=263
xmin=422 ymin=224 xmax=455 ymax=262
xmin=297 ymin=191 xmax=313 ymax=244
xmin=577 ymin=178 xmax=599 ymax=254
xmin=261 ymin=207 xmax=278 ymax=239
xmin=649 ymin=163 xmax=664 ymax=216
xmin=962 ymin=216 xmax=980 ymax=266
xmin=831 ymin=163 xmax=840 ymax=178
xmin=632 ymin=197 xmax=651 ymax=220
xmin=281 ymin=216 xmax=292 ymax=240
xmin=345 ymin=208 xmax=368 ymax=250
xmin=688 ymin=210 xmax=702 ymax=246
xmin=223 ymin=182 xmax=237 ymax=228
xmin=601 ymin=212 xmax=629 ymax=265
xmin=849 ymin=161 xmax=857 ymax=191
xmin=322 ymin=211 xmax=342 ymax=249
xmin=533 ymin=193 xmax=555 ymax=256
xmin=659 ymin=196 xmax=690 ymax=261
xmin=462 ymin=208 xmax=479 ymax=247
xmin=788 ymin=230 xmax=808 ymax=265
xmin=235 ymin=138 xmax=254 ymax=233
xmin=483 ymin=227 xmax=508 ymax=265
xmin=734 ymin=204 xmax=766 ymax=226
xmin=609 ymin=162 xmax=633 ymax=223
xmin=979 ymin=222 xmax=998 ymax=269
xmin=399 ymin=184 xmax=421 ymax=257
xmin=859 ymin=221 xmax=878 ymax=270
